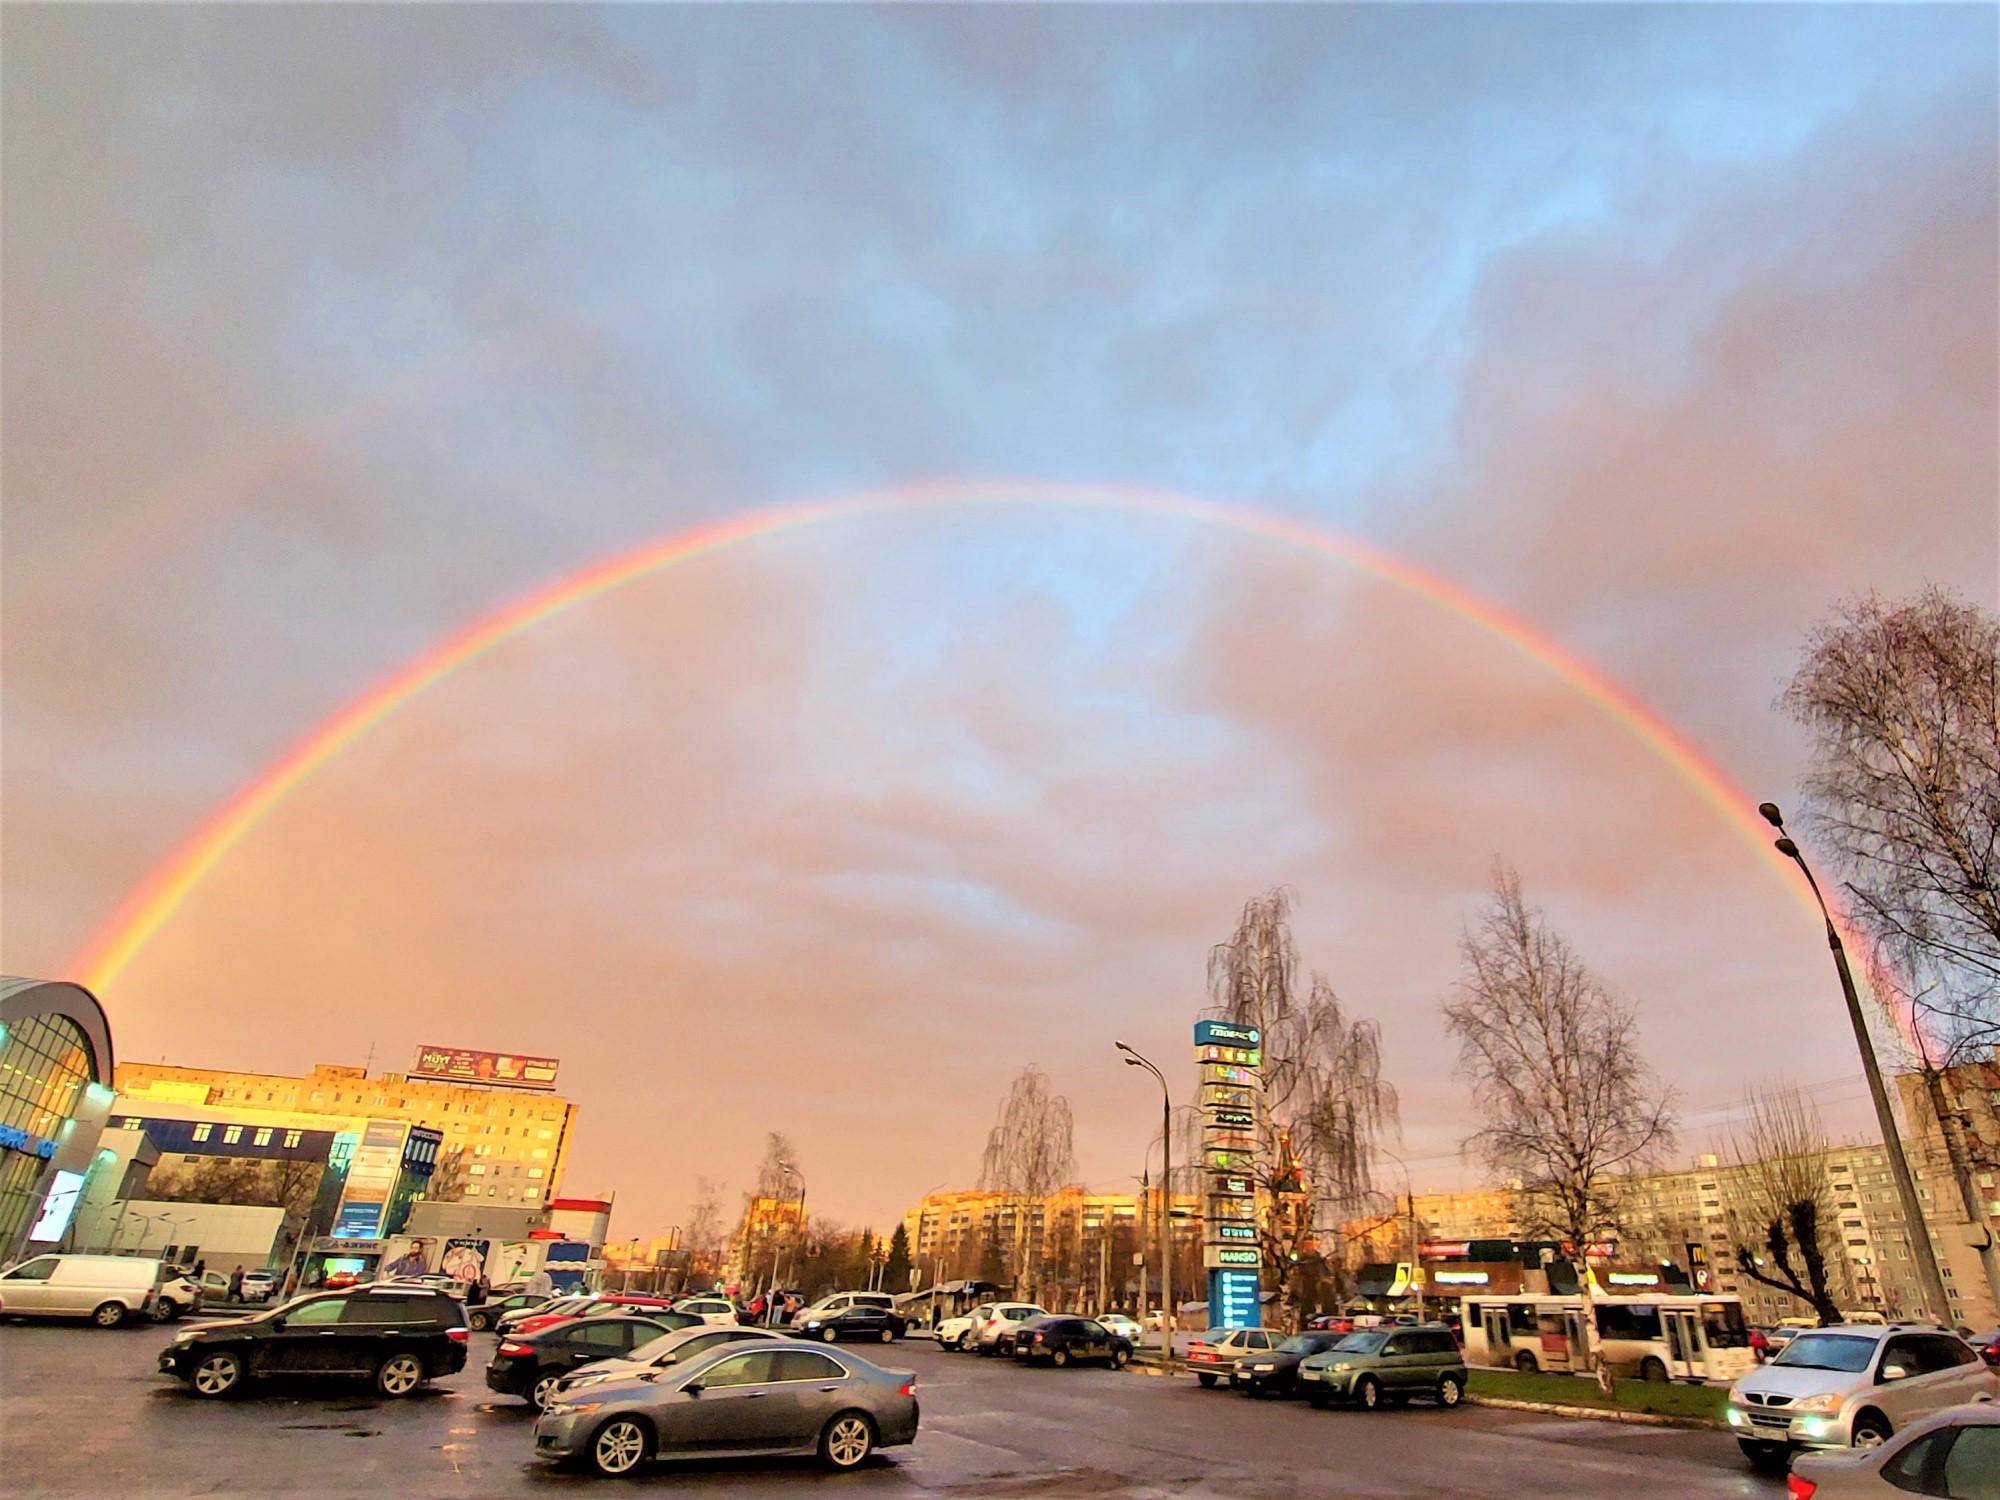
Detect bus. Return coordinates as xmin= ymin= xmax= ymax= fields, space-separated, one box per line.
xmin=1461 ymin=1293 xmax=1756 ymax=1383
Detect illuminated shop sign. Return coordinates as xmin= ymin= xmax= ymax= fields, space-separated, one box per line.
xmin=1434 ymin=1270 xmax=1489 ymax=1286
xmin=1216 ymin=1224 xmax=1258 ymax=1240
xmin=1194 ymin=1021 xmax=1261 ymax=1048
xmin=1214 ymin=1249 xmax=1260 ymax=1266
xmin=0 ymin=1123 xmax=56 ymax=1159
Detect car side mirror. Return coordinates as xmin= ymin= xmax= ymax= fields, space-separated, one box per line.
xmin=682 ymin=1381 xmax=703 ymax=1396
xmin=1881 ymin=1364 xmax=1910 ymax=1382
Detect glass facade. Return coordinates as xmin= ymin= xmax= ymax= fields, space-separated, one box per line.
xmin=0 ymin=1014 xmax=95 ymax=1247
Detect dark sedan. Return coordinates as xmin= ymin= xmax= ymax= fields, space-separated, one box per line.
xmin=798 ymin=1303 xmax=906 ymax=1344
xmin=468 ymin=1291 xmax=549 ymax=1332
xmin=159 ymin=1286 xmax=468 ymax=1399
xmin=1010 ymin=1315 xmax=1132 ymax=1368
xmin=488 ymin=1314 xmax=695 ymax=1410
xmin=1230 ymin=1331 xmax=1348 ymax=1396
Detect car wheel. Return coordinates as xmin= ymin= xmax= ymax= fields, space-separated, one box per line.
xmin=1852 ymin=1412 xmax=1893 ymax=1449
xmin=91 ymin=1301 xmax=129 ymax=1329
xmin=469 ymin=1311 xmax=490 ymax=1332
xmin=590 ymin=1417 xmax=651 ymax=1477
xmin=819 ymin=1411 xmax=876 ymax=1471
xmin=1512 ymin=1351 xmax=1539 ymax=1374
xmin=880 ymin=1328 xmax=894 ymax=1344
xmin=955 ymin=1332 xmax=972 ymax=1352
xmin=1437 ymin=1374 xmax=1464 ymax=1407
xmin=1639 ymin=1357 xmax=1668 ymax=1384
xmin=375 ymin=1352 xmax=425 ymax=1398
xmin=1197 ymin=1373 xmax=1218 ymax=1388
xmin=1356 ymin=1375 xmax=1383 ymax=1410
xmin=1738 ymin=1438 xmax=1789 ymax=1474
xmin=823 ymin=1327 xmax=840 ymax=1343
xmin=191 ymin=1351 xmax=244 ymax=1398
xmin=152 ymin=1301 xmax=179 ymax=1323
xmin=1111 ymin=1348 xmax=1129 ymax=1369
xmin=1051 ymin=1348 xmax=1069 ymax=1367
xmin=530 ymin=1373 xmax=562 ymax=1411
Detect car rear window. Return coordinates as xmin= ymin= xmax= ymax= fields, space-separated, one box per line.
xmin=342 ymin=1295 xmax=423 ymax=1325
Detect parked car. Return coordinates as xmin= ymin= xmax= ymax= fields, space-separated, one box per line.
xmin=551 ymin=1324 xmax=794 ymax=1400
xmin=499 ymin=1294 xmax=593 ymax=1334
xmin=1306 ymin=1314 xmax=1358 ymax=1334
xmin=1966 ymin=1329 xmax=2000 ymax=1368
xmin=487 ymin=1315 xmax=686 ymax=1411
xmin=0 ymin=1253 xmax=167 ymax=1327
xmin=789 ymin=1291 xmax=896 ymax=1328
xmin=158 ymin=1285 xmax=469 ymax=1398
xmin=469 ymin=1291 xmax=550 ymax=1332
xmin=322 ymin=1270 xmax=363 ymax=1290
xmin=512 ymin=1296 xmax=686 ymax=1338
xmin=1010 ymin=1315 xmax=1133 ymax=1368
xmin=670 ymin=1295 xmax=740 ymax=1326
xmin=1787 ymin=1401 xmax=2000 ymax=1497
xmin=801 ymin=1304 xmax=906 ymax=1344
xmin=238 ymin=1270 xmax=279 ymax=1304
xmin=937 ymin=1304 xmax=992 ymax=1352
xmin=1099 ymin=1313 xmax=1144 ymax=1343
xmin=1727 ymin=1324 xmax=1999 ymax=1472
xmin=1231 ymin=1331 xmax=1349 ymax=1397
xmin=1298 ymin=1325 xmax=1468 ymax=1410
xmin=1187 ymin=1327 xmax=1279 ymax=1388
xmin=975 ymin=1303 xmax=1048 ymax=1355
xmin=533 ymin=1338 xmax=919 ymax=1477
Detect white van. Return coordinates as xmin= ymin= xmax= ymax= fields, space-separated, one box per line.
xmin=790 ymin=1290 xmax=896 ymax=1328
xmin=0 ymin=1254 xmax=166 ymax=1327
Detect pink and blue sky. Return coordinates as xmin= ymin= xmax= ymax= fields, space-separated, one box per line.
xmin=4 ymin=6 xmax=1994 ymax=1233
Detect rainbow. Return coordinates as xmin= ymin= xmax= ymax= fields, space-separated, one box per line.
xmin=67 ymin=480 xmax=1886 ymax=1033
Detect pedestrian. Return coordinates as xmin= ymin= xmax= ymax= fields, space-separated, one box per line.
xmin=468 ymin=1278 xmax=488 ymax=1307
xmin=193 ymin=1259 xmax=206 ymax=1279
xmin=227 ymin=1267 xmax=244 ymax=1302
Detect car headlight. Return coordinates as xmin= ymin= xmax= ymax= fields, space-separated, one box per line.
xmin=1332 ymin=1362 xmax=1353 ymax=1372
xmin=545 ymin=1400 xmax=601 ymax=1417
xmin=1792 ymin=1393 xmax=1841 ymax=1414
xmin=1251 ymin=1364 xmax=1275 ymax=1373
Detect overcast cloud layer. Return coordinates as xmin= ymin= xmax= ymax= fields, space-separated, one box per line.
xmin=4 ymin=7 xmax=1994 ymax=1233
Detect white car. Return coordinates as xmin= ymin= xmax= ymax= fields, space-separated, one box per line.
xmin=238 ymin=1270 xmax=278 ymax=1303
xmin=156 ymin=1269 xmax=203 ymax=1320
xmin=976 ymin=1302 xmax=1049 ymax=1354
xmin=1727 ymin=1324 xmax=1997 ymax=1472
xmin=938 ymin=1303 xmax=994 ymax=1352
xmin=1100 ymin=1313 xmax=1144 ymax=1342
xmin=673 ymin=1295 xmax=740 ymax=1326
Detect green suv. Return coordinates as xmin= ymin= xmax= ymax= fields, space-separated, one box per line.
xmin=1297 ymin=1325 xmax=1467 ymax=1410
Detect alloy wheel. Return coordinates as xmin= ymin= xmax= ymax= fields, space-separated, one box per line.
xmin=378 ymin=1354 xmax=423 ymax=1397
xmin=593 ymin=1419 xmax=647 ymax=1476
xmin=193 ymin=1355 xmax=240 ymax=1396
xmin=532 ymin=1374 xmax=560 ymax=1410
xmin=824 ymin=1414 xmax=873 ymax=1469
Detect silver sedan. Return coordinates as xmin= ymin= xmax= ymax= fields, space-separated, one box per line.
xmin=1788 ymin=1403 xmax=2000 ymax=1497
xmin=533 ymin=1337 xmax=919 ymax=1477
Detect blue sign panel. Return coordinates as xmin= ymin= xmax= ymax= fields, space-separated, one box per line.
xmin=1194 ymin=1020 xmax=1260 ymax=1048
xmin=0 ymin=1123 xmax=56 ymax=1159
xmin=1209 ymin=1267 xmax=1262 ymax=1330
xmin=333 ymin=1202 xmax=385 ymax=1239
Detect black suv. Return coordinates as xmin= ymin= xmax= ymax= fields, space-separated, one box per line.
xmin=159 ymin=1286 xmax=469 ymax=1399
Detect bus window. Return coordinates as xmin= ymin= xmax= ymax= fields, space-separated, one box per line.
xmin=1595 ymin=1303 xmax=1662 ymax=1340
xmin=1702 ymin=1302 xmax=1750 ymax=1349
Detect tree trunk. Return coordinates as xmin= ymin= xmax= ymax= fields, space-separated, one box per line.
xmin=1921 ymin=1066 xmax=2000 ymax=1319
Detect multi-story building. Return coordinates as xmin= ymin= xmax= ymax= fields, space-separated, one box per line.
xmin=114 ymin=1057 xmax=579 ymax=1212
xmin=901 ymin=1186 xmax=1202 ymax=1308
xmin=1897 ymin=1060 xmax=2000 ymax=1329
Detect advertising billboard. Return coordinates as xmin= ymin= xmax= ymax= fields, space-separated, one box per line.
xmin=332 ymin=1120 xmax=407 ymax=1240
xmin=410 ymin=1045 xmax=559 ymax=1092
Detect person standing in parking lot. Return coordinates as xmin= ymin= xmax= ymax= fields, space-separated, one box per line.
xmin=227 ymin=1267 xmax=243 ymax=1302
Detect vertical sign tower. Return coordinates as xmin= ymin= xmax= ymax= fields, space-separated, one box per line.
xmin=1195 ymin=1018 xmax=1264 ymax=1329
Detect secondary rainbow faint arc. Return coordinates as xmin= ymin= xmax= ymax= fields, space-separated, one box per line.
xmin=67 ymin=479 xmax=1875 ymax=1027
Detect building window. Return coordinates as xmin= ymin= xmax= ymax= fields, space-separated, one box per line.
xmin=222 ymin=1126 xmax=243 ymax=1144
xmin=528 ymin=1168 xmax=544 ymax=1179
xmin=537 ymin=1129 xmax=552 ymax=1139
xmin=470 ymin=1165 xmax=486 ymax=1175
xmin=192 ymin=1123 xmax=212 ymax=1142
xmin=253 ymin=1128 xmax=273 ymax=1146
xmin=283 ymin=1130 xmax=302 ymax=1148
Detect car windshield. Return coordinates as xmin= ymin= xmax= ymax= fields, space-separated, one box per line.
xmin=1331 ymin=1331 xmax=1389 ymax=1355
xmin=1277 ymin=1336 xmax=1324 ymax=1355
xmin=1772 ymin=1333 xmax=1877 ymax=1372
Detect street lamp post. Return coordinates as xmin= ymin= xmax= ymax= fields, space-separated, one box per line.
xmin=1116 ymin=1041 xmax=1173 ymax=1369
xmin=770 ymin=1161 xmax=806 ymax=1314
xmin=1759 ymin=802 xmax=1953 ymax=1327
xmin=1379 ymin=1146 xmax=1421 ymax=1324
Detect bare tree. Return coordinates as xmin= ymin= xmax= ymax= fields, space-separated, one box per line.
xmin=1443 ymin=864 xmax=1676 ymax=1250
xmin=1208 ymin=889 xmax=1401 ymax=1319
xmin=682 ymin=1177 xmax=727 ymax=1287
xmin=1722 ymin=1083 xmax=1844 ymax=1326
xmin=755 ymin=1133 xmax=801 ymax=1198
xmin=1785 ymin=587 xmax=2000 ymax=1065
xmin=977 ymin=1066 xmax=1077 ymax=1296
xmin=1786 ymin=588 xmax=2000 ymax=1313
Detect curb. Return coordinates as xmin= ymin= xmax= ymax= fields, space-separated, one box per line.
xmin=1467 ymin=1395 xmax=1721 ymax=1431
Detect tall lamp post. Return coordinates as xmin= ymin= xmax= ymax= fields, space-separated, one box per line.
xmin=770 ymin=1160 xmax=807 ymax=1313
xmin=1116 ymin=1041 xmax=1174 ymax=1368
xmin=1378 ymin=1146 xmax=1422 ymax=1324
xmin=1758 ymin=802 xmax=1953 ymax=1327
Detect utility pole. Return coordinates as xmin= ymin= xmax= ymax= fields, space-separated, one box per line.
xmin=1760 ymin=804 xmax=1955 ymax=1328
xmin=1117 ymin=1042 xmax=1174 ymax=1367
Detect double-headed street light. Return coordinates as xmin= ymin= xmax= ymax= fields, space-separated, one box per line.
xmin=1115 ymin=1040 xmax=1174 ymax=1368
xmin=1758 ymin=801 xmax=1953 ymax=1326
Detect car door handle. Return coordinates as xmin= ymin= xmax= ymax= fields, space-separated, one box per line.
xmin=818 ymin=1385 xmax=841 ymax=1392
xmin=744 ymin=1391 xmax=767 ymax=1399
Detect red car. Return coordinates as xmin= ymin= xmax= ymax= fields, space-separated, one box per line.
xmin=1969 ymin=1329 xmax=2000 ymax=1367
xmin=508 ymin=1295 xmax=677 ymax=1337
xmin=322 ymin=1270 xmax=363 ymax=1291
